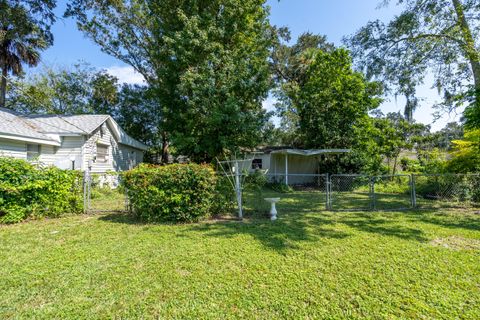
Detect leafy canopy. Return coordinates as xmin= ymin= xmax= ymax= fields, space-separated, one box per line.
xmin=7 ymin=63 xmax=118 ymax=115
xmin=66 ymin=0 xmax=274 ymax=162
xmin=345 ymin=0 xmax=480 ymax=125
xmin=447 ymin=129 xmax=480 ymax=173
xmin=296 ymin=48 xmax=383 ymax=149
xmin=270 ymin=31 xmax=335 ymax=146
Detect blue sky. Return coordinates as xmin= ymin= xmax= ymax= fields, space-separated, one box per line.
xmin=32 ymin=0 xmax=462 ymax=131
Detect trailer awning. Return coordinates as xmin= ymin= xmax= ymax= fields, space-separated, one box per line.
xmin=269 ymin=149 xmax=351 ymax=156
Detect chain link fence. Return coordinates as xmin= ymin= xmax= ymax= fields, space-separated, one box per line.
xmin=372 ymin=175 xmax=413 ymax=211
xmin=83 ymin=171 xmax=129 ymax=213
xmin=79 ymin=170 xmax=480 ymax=215
xmin=243 ymin=173 xmax=479 ymax=213
xmin=328 ymin=174 xmax=372 ymax=211
xmin=413 ymin=174 xmax=480 ymax=209
xmin=328 ymin=173 xmax=479 ymax=211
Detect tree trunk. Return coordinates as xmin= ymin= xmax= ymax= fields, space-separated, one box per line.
xmin=161 ymin=131 xmax=169 ymax=164
xmin=452 ymin=0 xmax=480 ymax=95
xmin=0 ymin=64 xmax=7 ymax=108
xmin=392 ymin=154 xmax=398 ymax=176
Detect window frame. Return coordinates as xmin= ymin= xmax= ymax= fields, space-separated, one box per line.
xmin=252 ymin=158 xmax=263 ymax=170
xmin=26 ymin=144 xmax=41 ymax=161
xmin=96 ymin=143 xmax=109 ymax=163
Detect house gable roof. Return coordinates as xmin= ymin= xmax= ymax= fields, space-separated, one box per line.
xmin=26 ymin=114 xmax=110 ymax=135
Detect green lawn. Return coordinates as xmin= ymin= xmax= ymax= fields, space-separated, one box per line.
xmin=1 ymin=199 xmax=480 ymax=319
xmin=88 ymin=187 xmax=128 ymax=212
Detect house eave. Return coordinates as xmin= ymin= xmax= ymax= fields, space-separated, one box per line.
xmin=0 ymin=133 xmax=61 ymax=146
xmin=105 ymin=117 xmax=149 ymax=151
xmin=118 ymin=141 xmax=149 ymax=151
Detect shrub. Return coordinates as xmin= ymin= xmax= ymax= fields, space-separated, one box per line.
xmin=266 ymin=181 xmax=293 ymax=193
xmin=446 ymin=129 xmax=480 ymax=173
xmin=122 ymin=163 xmax=219 ymax=222
xmin=417 ymin=149 xmax=448 ymax=174
xmin=355 ymin=179 xmax=410 ymax=194
xmin=244 ymin=170 xmax=267 ymax=191
xmin=400 ymin=157 xmax=422 ymax=173
xmin=211 ymin=174 xmax=236 ymax=216
xmin=415 ymin=174 xmax=480 ymax=203
xmin=0 ymin=157 xmax=83 ymax=224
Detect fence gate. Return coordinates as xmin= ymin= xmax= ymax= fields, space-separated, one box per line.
xmin=329 ymin=174 xmax=372 ymax=211
xmin=329 ymin=174 xmax=413 ymax=211
xmin=371 ymin=175 xmax=412 ymax=210
xmin=83 ymin=171 xmax=129 ymax=213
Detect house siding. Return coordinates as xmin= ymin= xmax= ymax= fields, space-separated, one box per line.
xmin=38 ymin=145 xmax=56 ymax=166
xmin=54 ymin=136 xmax=84 ymax=170
xmin=249 ymin=154 xmax=271 ymax=172
xmin=83 ymin=122 xmax=143 ymax=173
xmin=0 ymin=138 xmax=26 ymax=159
xmin=0 ymin=137 xmax=85 ymax=169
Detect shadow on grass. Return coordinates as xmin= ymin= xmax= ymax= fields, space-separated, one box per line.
xmin=184 ymin=213 xmax=349 ymax=252
xmin=99 ymin=212 xmax=154 ymax=226
xmin=338 ymin=212 xmax=428 ymax=242
xmin=406 ymin=210 xmax=480 ymax=232
xmin=98 ymin=204 xmax=434 ymax=253
xmin=100 ymin=186 xmax=480 ymax=251
xmin=183 ymin=211 xmax=431 ymax=252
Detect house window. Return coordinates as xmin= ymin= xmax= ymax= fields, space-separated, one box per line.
xmin=96 ymin=144 xmax=109 ymax=163
xmin=252 ymin=159 xmax=262 ymax=169
xmin=26 ymin=144 xmax=41 ymax=160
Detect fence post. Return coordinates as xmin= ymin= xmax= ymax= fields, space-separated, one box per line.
xmin=325 ymin=173 xmax=330 ymax=210
xmin=411 ymin=174 xmax=417 ymax=208
xmin=370 ymin=177 xmax=376 ymax=211
xmin=83 ymin=171 xmax=87 ymax=214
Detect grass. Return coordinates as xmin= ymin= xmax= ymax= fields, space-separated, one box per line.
xmin=1 ymin=191 xmax=480 ymax=319
xmin=89 ymin=187 xmax=128 ymax=212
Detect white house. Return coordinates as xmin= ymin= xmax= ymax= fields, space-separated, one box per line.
xmin=0 ymin=107 xmax=148 ymax=173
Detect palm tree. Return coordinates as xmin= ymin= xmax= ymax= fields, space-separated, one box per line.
xmin=0 ymin=34 xmax=42 ymax=108
xmin=0 ymin=0 xmax=55 ymax=109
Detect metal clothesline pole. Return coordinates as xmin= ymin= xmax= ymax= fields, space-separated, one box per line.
xmin=285 ymin=153 xmax=288 ymax=185
xmin=234 ymin=160 xmax=243 ymax=220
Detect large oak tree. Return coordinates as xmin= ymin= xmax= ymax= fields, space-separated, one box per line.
xmin=66 ymin=0 xmax=274 ymax=162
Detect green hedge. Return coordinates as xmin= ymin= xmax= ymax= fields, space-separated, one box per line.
xmin=0 ymin=158 xmax=83 ymax=224
xmin=122 ymin=163 xmax=220 ymax=222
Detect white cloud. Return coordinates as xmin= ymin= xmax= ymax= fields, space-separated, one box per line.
xmin=106 ymin=65 xmax=145 ymax=85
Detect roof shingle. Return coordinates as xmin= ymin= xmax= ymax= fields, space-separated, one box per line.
xmin=0 ymin=108 xmax=55 ymax=142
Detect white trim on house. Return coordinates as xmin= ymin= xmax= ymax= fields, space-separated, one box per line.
xmin=269 ymin=149 xmax=351 ymax=156
xmin=0 ymin=133 xmax=61 ymax=146
xmin=106 ymin=118 xmax=149 ymax=151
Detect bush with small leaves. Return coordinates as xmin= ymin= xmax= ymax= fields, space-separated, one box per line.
xmin=0 ymin=157 xmax=83 ymax=224
xmin=122 ymin=163 xmax=219 ymax=223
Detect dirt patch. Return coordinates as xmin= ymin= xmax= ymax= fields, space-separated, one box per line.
xmin=430 ymin=236 xmax=480 ymax=251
